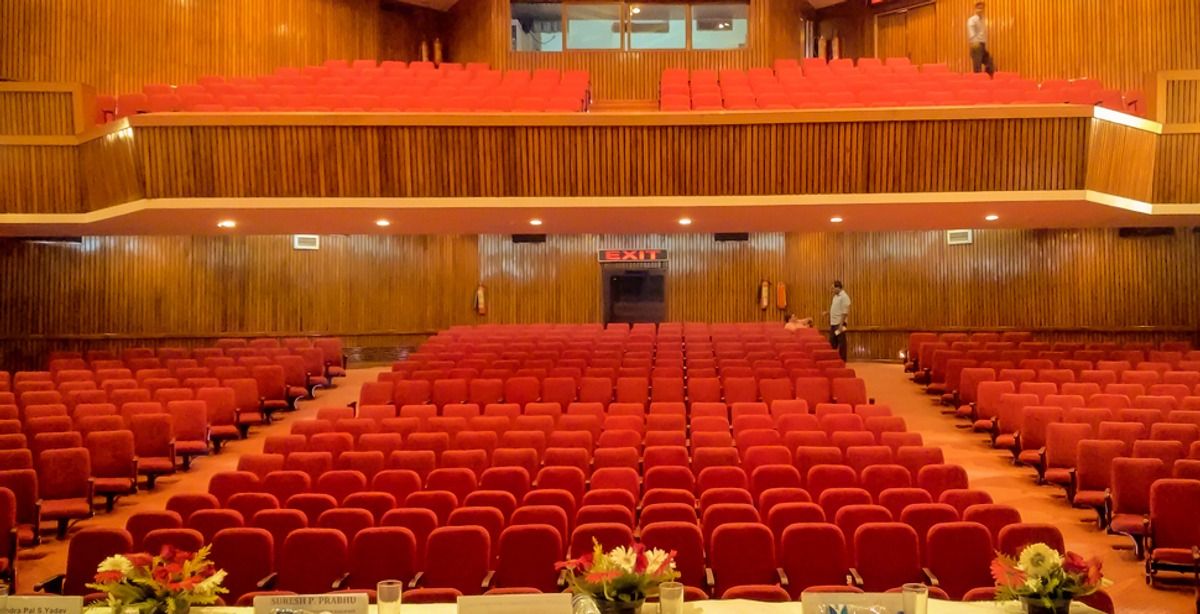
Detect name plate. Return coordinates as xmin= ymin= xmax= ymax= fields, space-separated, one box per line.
xmin=252 ymin=593 xmax=369 ymax=614
xmin=801 ymin=592 xmax=903 ymax=614
xmin=6 ymin=596 xmax=84 ymax=614
xmin=457 ymin=593 xmax=572 ymax=614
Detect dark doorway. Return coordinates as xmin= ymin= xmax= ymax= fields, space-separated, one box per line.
xmin=604 ymin=269 xmax=666 ymax=325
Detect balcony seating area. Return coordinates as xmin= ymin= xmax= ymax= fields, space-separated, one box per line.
xmin=658 ymin=57 xmax=1141 ymax=115
xmin=96 ymin=61 xmax=591 ymax=121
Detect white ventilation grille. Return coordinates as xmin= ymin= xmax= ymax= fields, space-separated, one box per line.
xmin=292 ymin=235 xmax=320 ymax=250
xmin=946 ymin=229 xmax=974 ymax=245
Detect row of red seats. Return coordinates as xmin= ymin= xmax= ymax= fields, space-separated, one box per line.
xmin=99 ymin=61 xmax=590 ymax=120
xmin=906 ymin=331 xmax=1191 ymax=373
xmin=659 ymin=58 xmax=1138 ymax=114
xmin=360 ymin=374 xmax=870 ymax=411
xmin=918 ymin=353 xmax=1200 ymax=589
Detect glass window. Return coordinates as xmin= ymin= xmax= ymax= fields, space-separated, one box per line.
xmin=628 ymin=4 xmax=687 ymax=50
xmin=691 ymin=2 xmax=749 ymax=49
xmin=512 ymin=3 xmax=564 ymax=52
xmin=566 ymin=3 xmax=622 ymax=50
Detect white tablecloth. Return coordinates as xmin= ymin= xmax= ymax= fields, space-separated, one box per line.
xmin=189 ymin=599 xmax=1102 ymax=614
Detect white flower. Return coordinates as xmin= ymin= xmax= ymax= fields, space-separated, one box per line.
xmin=1024 ymin=576 xmax=1043 ymax=592
xmin=97 ymin=555 xmax=133 ymax=576
xmin=644 ymin=549 xmax=670 ymax=575
xmin=608 ymin=547 xmax=637 ymax=573
xmin=1019 ymin=544 xmax=1063 ymax=578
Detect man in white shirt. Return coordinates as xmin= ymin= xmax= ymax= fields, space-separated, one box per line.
xmin=826 ymin=280 xmax=851 ymax=361
xmin=967 ymin=2 xmax=995 ymax=76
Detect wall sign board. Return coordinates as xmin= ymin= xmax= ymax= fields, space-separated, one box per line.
xmin=597 ymin=249 xmax=668 ymax=262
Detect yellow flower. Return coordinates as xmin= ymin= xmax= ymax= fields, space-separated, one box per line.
xmin=1019 ymin=544 xmax=1063 ymax=578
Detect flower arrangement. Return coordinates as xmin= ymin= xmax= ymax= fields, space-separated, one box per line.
xmin=557 ymin=541 xmax=679 ymax=612
xmin=87 ymin=545 xmax=227 ymax=614
xmin=991 ymin=543 xmax=1107 ymax=613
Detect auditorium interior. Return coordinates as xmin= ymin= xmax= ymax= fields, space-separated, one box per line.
xmin=1 ymin=0 xmax=1199 ymax=612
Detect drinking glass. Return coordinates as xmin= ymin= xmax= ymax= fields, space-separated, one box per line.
xmin=658 ymin=581 xmax=684 ymax=614
xmin=377 ymin=579 xmax=403 ymax=614
xmin=901 ymin=583 xmax=928 ymax=614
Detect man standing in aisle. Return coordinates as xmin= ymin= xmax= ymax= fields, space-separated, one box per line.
xmin=968 ymin=2 xmax=995 ymax=76
xmin=827 ymin=280 xmax=851 ymax=361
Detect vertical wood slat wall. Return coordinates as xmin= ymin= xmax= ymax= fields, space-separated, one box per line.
xmin=122 ymin=117 xmax=1087 ymax=201
xmin=445 ymin=0 xmax=806 ymax=100
xmin=0 ymin=0 xmax=386 ymax=94
xmin=0 ymin=91 xmax=75 ymax=135
xmin=1083 ymin=119 xmax=1158 ymax=203
xmin=2 ymin=229 xmax=1197 ymax=367
xmin=860 ymin=0 xmax=1200 ymax=93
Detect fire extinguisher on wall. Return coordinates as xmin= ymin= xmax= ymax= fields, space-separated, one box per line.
xmin=758 ymin=280 xmax=771 ymax=311
xmin=775 ymin=282 xmax=788 ymax=310
xmin=473 ymin=284 xmax=487 ymax=316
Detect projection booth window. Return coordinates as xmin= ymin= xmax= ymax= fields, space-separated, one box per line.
xmin=512 ymin=3 xmax=565 ymax=52
xmin=628 ymin=4 xmax=687 ymax=50
xmin=691 ymin=3 xmax=749 ymax=49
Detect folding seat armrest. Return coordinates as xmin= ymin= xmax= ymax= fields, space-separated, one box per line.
xmin=256 ymin=572 xmax=278 ymax=589
xmin=968 ymin=401 xmax=978 ymax=420
xmin=922 ymin=567 xmax=940 ymax=586
xmin=408 ymin=571 xmax=424 ymax=589
xmin=704 ymin=567 xmax=715 ymax=589
xmin=332 ymin=572 xmax=350 ymax=590
xmin=848 ymin=568 xmax=863 ymax=587
xmin=831 ymin=395 xmax=839 ymax=403
xmin=868 ymin=397 xmax=875 ymax=405
xmin=86 ymin=477 xmax=96 ymax=505
xmin=481 ymin=570 xmax=495 ymax=590
xmin=34 ymin=574 xmax=66 ymax=594
xmin=776 ymin=567 xmax=789 ymax=587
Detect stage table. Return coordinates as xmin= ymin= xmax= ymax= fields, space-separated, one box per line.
xmin=187 ymin=600 xmax=1103 ymax=614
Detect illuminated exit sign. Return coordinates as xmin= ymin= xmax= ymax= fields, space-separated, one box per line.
xmin=597 ymin=249 xmax=668 ymax=262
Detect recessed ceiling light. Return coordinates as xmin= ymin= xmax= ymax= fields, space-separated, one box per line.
xmin=830 ymin=216 xmax=844 ymax=223
xmin=678 ymin=217 xmax=692 ymax=226
xmin=985 ymin=214 xmax=999 ymax=222
xmin=216 ymin=220 xmax=236 ymax=229
xmin=529 ymin=218 xmax=543 ymax=226
xmin=375 ymin=219 xmax=391 ymax=227
xmin=631 ymin=6 xmax=641 ymax=14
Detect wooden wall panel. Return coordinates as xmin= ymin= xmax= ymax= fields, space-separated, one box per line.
xmin=130 ymin=116 xmax=1087 ymax=199
xmin=875 ymin=13 xmax=907 ymax=61
xmin=1084 ymin=119 xmax=1158 ymax=202
xmin=0 ymin=145 xmax=81 ymax=214
xmin=1155 ymin=134 xmax=1200 ymax=204
xmin=780 ymin=228 xmax=1200 ymax=358
xmin=903 ymin=4 xmax=938 ymax=66
xmin=1165 ymin=79 xmax=1200 ymax=124
xmin=0 ymin=235 xmax=480 ymax=368
xmin=854 ymin=0 xmax=1200 ymax=92
xmin=0 ymin=0 xmax=386 ymax=94
xmin=0 ymin=91 xmax=74 ymax=136
xmin=478 ymin=233 xmax=789 ymax=324
xmin=446 ymin=0 xmax=806 ymax=100
xmin=2 ymin=229 xmax=1198 ymax=367
xmin=379 ymin=3 xmax=448 ymax=63
xmin=79 ymin=129 xmax=145 ymax=211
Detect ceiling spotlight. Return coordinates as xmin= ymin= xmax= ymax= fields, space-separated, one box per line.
xmin=985 ymin=214 xmax=999 ymax=222
xmin=678 ymin=217 xmax=693 ymax=226
xmin=631 ymin=6 xmax=641 ymax=14
xmin=216 ymin=220 xmax=236 ymax=229
xmin=375 ymin=219 xmax=391 ymax=227
xmin=529 ymin=218 xmax=543 ymax=226
xmin=830 ymin=216 xmax=844 ymax=223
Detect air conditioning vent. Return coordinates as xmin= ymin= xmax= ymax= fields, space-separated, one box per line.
xmin=292 ymin=235 xmax=320 ymax=250
xmin=946 ymin=229 xmax=974 ymax=245
xmin=714 ymin=233 xmax=750 ymax=242
xmin=1118 ymin=227 xmax=1175 ymax=238
xmin=512 ymin=234 xmax=547 ymax=244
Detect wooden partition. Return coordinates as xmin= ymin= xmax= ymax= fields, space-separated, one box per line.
xmin=0 ymin=0 xmax=399 ymax=94
xmin=117 ymin=107 xmax=1090 ymax=203
xmin=826 ymin=0 xmax=1200 ymax=93
xmin=3 ymin=228 xmax=1198 ymax=368
xmin=444 ymin=0 xmax=808 ymax=100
